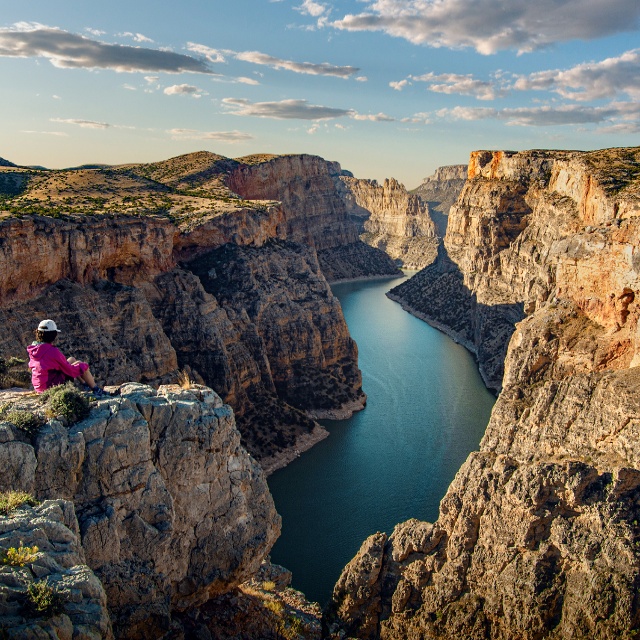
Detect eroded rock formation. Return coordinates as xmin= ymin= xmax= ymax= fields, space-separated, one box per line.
xmin=0 ymin=500 xmax=113 ymax=639
xmin=338 ymin=176 xmax=438 ymax=269
xmin=0 ymin=384 xmax=280 ymax=638
xmin=327 ymin=147 xmax=640 ymax=639
xmin=0 ymin=151 xmax=387 ymax=463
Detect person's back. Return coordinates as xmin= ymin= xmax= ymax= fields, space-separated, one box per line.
xmin=27 ymin=319 xmax=108 ymax=396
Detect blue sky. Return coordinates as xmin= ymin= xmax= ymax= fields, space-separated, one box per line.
xmin=1 ymin=0 xmax=639 ymax=188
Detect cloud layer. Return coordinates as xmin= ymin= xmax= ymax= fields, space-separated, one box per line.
xmin=332 ymin=0 xmax=640 ymax=54
xmin=222 ymin=97 xmax=352 ymax=120
xmin=0 ymin=24 xmax=211 ymax=73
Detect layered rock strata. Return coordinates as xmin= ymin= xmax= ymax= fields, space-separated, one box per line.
xmin=0 ymin=151 xmax=380 ymax=463
xmin=0 ymin=383 xmax=280 ymax=638
xmin=411 ymin=164 xmax=467 ymax=235
xmin=0 ymin=500 xmax=113 ymax=639
xmin=227 ymin=154 xmax=399 ymax=281
xmin=338 ymin=176 xmax=439 ymax=269
xmin=327 ymin=147 xmax=640 ymax=639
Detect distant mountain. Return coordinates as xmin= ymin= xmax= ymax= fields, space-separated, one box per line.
xmin=0 ymin=157 xmax=17 ymax=168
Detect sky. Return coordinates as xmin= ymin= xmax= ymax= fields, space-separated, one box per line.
xmin=1 ymin=0 xmax=639 ymax=188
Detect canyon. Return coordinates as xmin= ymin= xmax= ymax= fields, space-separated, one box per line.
xmin=326 ymin=147 xmax=640 ymax=639
xmin=3 ymin=145 xmax=639 ymax=639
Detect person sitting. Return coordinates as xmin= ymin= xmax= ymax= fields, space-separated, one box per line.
xmin=27 ymin=319 xmax=108 ymax=396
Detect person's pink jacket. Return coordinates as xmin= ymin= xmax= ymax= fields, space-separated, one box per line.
xmin=27 ymin=342 xmax=88 ymax=393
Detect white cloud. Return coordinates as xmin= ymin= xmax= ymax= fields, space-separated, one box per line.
xmin=222 ymin=97 xmax=352 ymax=120
xmin=389 ymin=79 xmax=409 ymax=91
xmin=236 ymin=76 xmax=260 ymax=85
xmin=233 ymin=50 xmax=359 ymax=78
xmin=438 ymin=101 xmax=640 ymax=127
xmin=298 ymin=0 xmax=328 ymax=17
xmin=401 ymin=112 xmax=431 ymax=124
xmin=355 ymin=76 xmax=368 ymax=82
xmin=350 ymin=112 xmax=395 ymax=122
xmin=119 ymin=32 xmax=154 ymax=43
xmin=514 ymin=49 xmax=640 ymax=101
xmin=186 ymin=42 xmax=226 ymax=63
xmin=307 ymin=123 xmax=321 ymax=134
xmin=122 ymin=84 xmax=137 ymax=91
xmin=331 ymin=0 xmax=640 ymax=54
xmin=50 ymin=117 xmax=111 ymax=129
xmin=21 ymin=130 xmax=68 ymax=136
xmin=411 ymin=72 xmax=503 ymax=100
xmin=187 ymin=41 xmax=359 ymax=78
xmin=169 ymin=128 xmax=253 ymax=142
xmin=0 ymin=23 xmax=212 ymax=73
xmin=164 ymin=83 xmax=206 ymax=97
xmin=85 ymin=28 xmax=105 ymax=36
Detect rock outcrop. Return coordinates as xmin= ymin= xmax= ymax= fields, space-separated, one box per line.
xmin=0 ymin=383 xmax=280 ymax=638
xmin=0 ymin=151 xmax=385 ymax=464
xmin=338 ymin=177 xmax=438 ymax=269
xmin=327 ymin=147 xmax=640 ymax=639
xmin=0 ymin=500 xmax=113 ymax=639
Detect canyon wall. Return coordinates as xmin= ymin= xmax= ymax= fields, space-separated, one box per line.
xmin=326 ymin=147 xmax=640 ymax=639
xmin=0 ymin=152 xmax=388 ymax=464
xmin=226 ymin=154 xmax=399 ymax=281
xmin=0 ymin=384 xmax=280 ymax=638
xmin=338 ymin=177 xmax=438 ymax=269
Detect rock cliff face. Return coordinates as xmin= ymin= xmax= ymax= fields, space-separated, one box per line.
xmin=0 ymin=151 xmax=382 ymax=464
xmin=0 ymin=499 xmax=113 ymax=639
xmin=327 ymin=147 xmax=640 ymax=639
xmin=412 ymin=164 xmax=468 ymax=236
xmin=227 ymin=154 xmax=399 ymax=281
xmin=0 ymin=384 xmax=280 ymax=638
xmin=338 ymin=177 xmax=438 ymax=269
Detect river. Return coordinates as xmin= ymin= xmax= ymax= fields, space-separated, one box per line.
xmin=267 ymin=274 xmax=496 ymax=605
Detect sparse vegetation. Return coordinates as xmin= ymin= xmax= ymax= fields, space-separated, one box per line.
xmin=0 ymin=408 xmax=45 ymax=436
xmin=176 ymin=368 xmax=193 ymax=389
xmin=0 ymin=491 xmax=38 ymax=516
xmin=42 ymin=382 xmax=90 ymax=424
xmin=23 ymin=580 xmax=66 ymax=618
xmin=2 ymin=544 xmax=39 ymax=566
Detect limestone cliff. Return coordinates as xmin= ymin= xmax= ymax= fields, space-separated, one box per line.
xmin=0 ymin=499 xmax=113 ymax=639
xmin=327 ymin=147 xmax=640 ymax=639
xmin=226 ymin=154 xmax=399 ymax=281
xmin=0 ymin=151 xmax=378 ymax=464
xmin=338 ymin=177 xmax=438 ymax=269
xmin=0 ymin=383 xmax=280 ymax=638
xmin=411 ymin=164 xmax=467 ymax=237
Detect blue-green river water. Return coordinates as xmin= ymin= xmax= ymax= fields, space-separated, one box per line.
xmin=267 ymin=274 xmax=495 ymax=605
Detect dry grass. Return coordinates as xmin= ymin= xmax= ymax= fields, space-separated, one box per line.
xmin=0 ymin=490 xmax=38 ymax=516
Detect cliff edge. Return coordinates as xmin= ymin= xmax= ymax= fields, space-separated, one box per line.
xmin=0 ymin=383 xmax=280 ymax=638
xmin=326 ymin=147 xmax=640 ymax=639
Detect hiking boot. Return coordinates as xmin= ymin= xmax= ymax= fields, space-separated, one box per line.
xmin=92 ymin=386 xmax=110 ymax=398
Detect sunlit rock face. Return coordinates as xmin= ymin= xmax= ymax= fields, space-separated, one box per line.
xmin=337 ymin=176 xmax=438 ymax=269
xmin=0 ymin=384 xmax=281 ymax=638
xmin=326 ymin=147 xmax=640 ymax=640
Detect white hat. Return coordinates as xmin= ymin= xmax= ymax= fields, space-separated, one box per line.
xmin=37 ymin=319 xmax=61 ymax=332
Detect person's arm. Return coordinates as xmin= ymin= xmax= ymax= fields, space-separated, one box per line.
xmin=51 ymin=347 xmax=88 ymax=378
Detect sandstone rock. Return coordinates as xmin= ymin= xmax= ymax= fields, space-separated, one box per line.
xmin=0 ymin=384 xmax=281 ymax=638
xmin=0 ymin=499 xmax=113 ymax=639
xmin=339 ymin=176 xmax=438 ymax=269
xmin=329 ymin=147 xmax=640 ymax=639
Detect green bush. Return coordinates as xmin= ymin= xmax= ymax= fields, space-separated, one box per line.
xmin=1 ymin=409 xmax=45 ymax=436
xmin=0 ymin=491 xmax=38 ymax=516
xmin=23 ymin=580 xmax=66 ymax=618
xmin=42 ymin=383 xmax=90 ymax=424
xmin=2 ymin=544 xmax=39 ymax=566
xmin=0 ymin=356 xmax=31 ymax=389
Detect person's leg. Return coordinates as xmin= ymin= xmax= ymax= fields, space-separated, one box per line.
xmin=67 ymin=357 xmax=97 ymax=388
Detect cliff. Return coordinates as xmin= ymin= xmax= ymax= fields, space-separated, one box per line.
xmin=411 ymin=164 xmax=468 ymax=235
xmin=0 ymin=151 xmax=383 ymax=465
xmin=338 ymin=177 xmax=439 ymax=269
xmin=0 ymin=383 xmax=280 ymax=638
xmin=326 ymin=147 xmax=640 ymax=639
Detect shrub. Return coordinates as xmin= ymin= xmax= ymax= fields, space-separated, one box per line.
xmin=2 ymin=409 xmax=45 ymax=436
xmin=42 ymin=383 xmax=90 ymax=424
xmin=2 ymin=544 xmax=39 ymax=566
xmin=0 ymin=491 xmax=38 ymax=516
xmin=23 ymin=580 xmax=66 ymax=618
